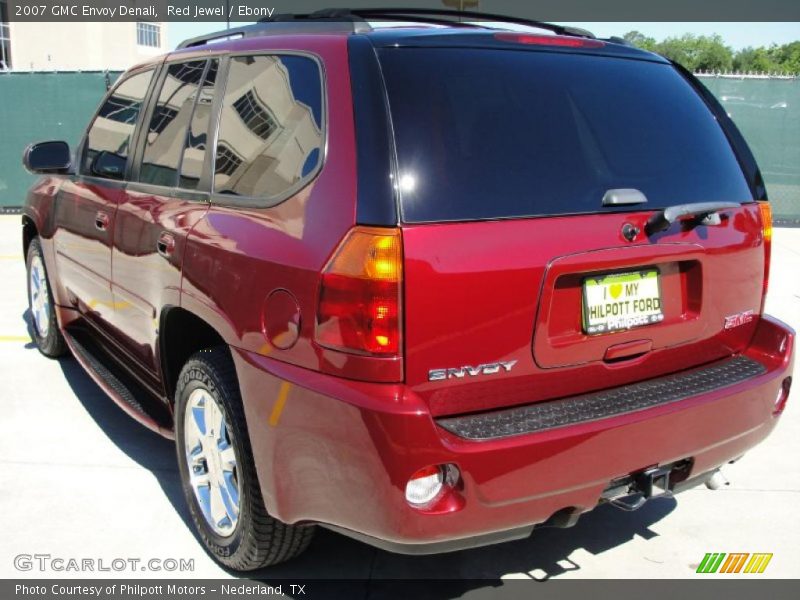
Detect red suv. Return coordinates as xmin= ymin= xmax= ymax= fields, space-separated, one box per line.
xmin=21 ymin=10 xmax=794 ymax=571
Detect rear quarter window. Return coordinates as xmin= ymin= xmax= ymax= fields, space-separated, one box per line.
xmin=378 ymin=49 xmax=753 ymax=223
xmin=212 ymin=54 xmax=324 ymax=202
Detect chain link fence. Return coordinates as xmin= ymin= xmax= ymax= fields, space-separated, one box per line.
xmin=0 ymin=70 xmax=798 ymax=224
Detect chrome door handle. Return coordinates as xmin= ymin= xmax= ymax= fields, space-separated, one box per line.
xmin=157 ymin=232 xmax=175 ymax=257
xmin=95 ymin=211 xmax=110 ymax=231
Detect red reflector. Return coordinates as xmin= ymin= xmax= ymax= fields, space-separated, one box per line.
xmin=494 ymin=33 xmax=605 ymax=48
xmin=758 ymin=201 xmax=772 ymax=310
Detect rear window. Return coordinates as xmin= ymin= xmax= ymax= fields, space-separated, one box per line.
xmin=378 ymin=49 xmax=753 ymax=223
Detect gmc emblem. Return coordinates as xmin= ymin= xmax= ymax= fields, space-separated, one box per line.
xmin=724 ymin=310 xmax=755 ymax=330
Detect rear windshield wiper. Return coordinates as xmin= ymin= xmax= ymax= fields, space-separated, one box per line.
xmin=645 ymin=202 xmax=741 ymax=235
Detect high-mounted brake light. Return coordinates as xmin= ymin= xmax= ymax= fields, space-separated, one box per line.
xmin=315 ymin=227 xmax=402 ymax=355
xmin=759 ymin=201 xmax=772 ymax=309
xmin=493 ymin=33 xmax=605 ymax=48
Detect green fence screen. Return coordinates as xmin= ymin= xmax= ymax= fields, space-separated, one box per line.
xmin=0 ymin=71 xmax=798 ymax=223
xmin=701 ymin=77 xmax=800 ymax=224
xmin=0 ymin=71 xmax=120 ymax=210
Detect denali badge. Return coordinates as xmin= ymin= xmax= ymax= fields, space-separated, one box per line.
xmin=724 ymin=310 xmax=755 ymax=330
xmin=428 ymin=360 xmax=518 ymax=381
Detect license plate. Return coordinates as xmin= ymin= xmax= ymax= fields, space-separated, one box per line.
xmin=582 ymin=269 xmax=664 ymax=334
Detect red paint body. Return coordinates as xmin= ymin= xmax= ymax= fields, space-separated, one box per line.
xmin=22 ymin=30 xmax=795 ymax=552
xmin=233 ymin=315 xmax=792 ymax=544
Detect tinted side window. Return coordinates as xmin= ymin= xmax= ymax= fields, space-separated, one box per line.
xmin=213 ymin=55 xmax=323 ymax=199
xmin=82 ymin=69 xmax=154 ymax=180
xmin=179 ymin=59 xmax=218 ymax=190
xmin=139 ymin=60 xmax=206 ymax=186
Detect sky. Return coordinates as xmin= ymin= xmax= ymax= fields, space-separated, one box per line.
xmin=169 ymin=21 xmax=800 ymax=50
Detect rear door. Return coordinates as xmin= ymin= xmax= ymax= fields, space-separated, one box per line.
xmin=109 ymin=58 xmax=217 ymax=375
xmin=378 ymin=46 xmax=767 ymax=417
xmin=53 ymin=68 xmax=155 ymax=328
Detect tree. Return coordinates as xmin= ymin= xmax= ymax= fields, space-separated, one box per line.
xmin=769 ymin=41 xmax=800 ymax=73
xmin=734 ymin=47 xmax=779 ymax=73
xmin=624 ymin=31 xmax=800 ymax=74
xmin=623 ymin=31 xmax=657 ymax=51
xmin=620 ymin=30 xmax=800 ymax=74
xmin=694 ymin=34 xmax=734 ymax=71
xmin=651 ymin=34 xmax=733 ymax=72
xmin=655 ymin=34 xmax=697 ymax=69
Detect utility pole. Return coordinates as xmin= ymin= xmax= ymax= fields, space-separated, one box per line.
xmin=442 ymin=0 xmax=480 ymax=10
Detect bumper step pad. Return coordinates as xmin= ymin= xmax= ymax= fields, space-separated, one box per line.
xmin=437 ymin=355 xmax=766 ymax=440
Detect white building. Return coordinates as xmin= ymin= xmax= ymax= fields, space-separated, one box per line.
xmin=1 ymin=9 xmax=167 ymax=71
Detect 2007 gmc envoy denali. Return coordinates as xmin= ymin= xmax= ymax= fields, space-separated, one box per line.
xmin=20 ymin=9 xmax=794 ymax=570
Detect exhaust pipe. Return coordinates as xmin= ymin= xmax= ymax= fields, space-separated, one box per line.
xmin=705 ymin=470 xmax=730 ymax=490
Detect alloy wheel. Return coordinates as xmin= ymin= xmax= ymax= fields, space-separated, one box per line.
xmin=29 ymin=255 xmax=50 ymax=338
xmin=183 ymin=388 xmax=241 ymax=537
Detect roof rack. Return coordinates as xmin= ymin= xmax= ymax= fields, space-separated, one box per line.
xmin=289 ymin=8 xmax=596 ymax=38
xmin=176 ymin=16 xmax=372 ymax=49
xmin=177 ymin=8 xmax=595 ymax=50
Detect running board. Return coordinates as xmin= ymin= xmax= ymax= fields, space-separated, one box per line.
xmin=63 ymin=326 xmax=174 ymax=438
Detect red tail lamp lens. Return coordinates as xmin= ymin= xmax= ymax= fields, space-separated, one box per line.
xmin=759 ymin=201 xmax=772 ymax=306
xmin=316 ymin=227 xmax=402 ymax=355
xmin=494 ymin=33 xmax=605 ymax=48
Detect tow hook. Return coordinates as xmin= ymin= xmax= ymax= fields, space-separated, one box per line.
xmin=605 ymin=466 xmax=673 ymax=512
xmin=705 ymin=470 xmax=730 ymax=490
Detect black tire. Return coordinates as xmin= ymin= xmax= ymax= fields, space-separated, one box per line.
xmin=26 ymin=237 xmax=68 ymax=358
xmin=174 ymin=346 xmax=314 ymax=571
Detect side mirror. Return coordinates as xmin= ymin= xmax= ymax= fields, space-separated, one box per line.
xmin=90 ymin=150 xmax=127 ymax=180
xmin=23 ymin=141 xmax=72 ymax=174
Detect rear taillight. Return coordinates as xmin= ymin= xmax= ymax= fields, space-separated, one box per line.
xmin=315 ymin=227 xmax=402 ymax=356
xmin=759 ymin=201 xmax=772 ymax=309
xmin=493 ymin=32 xmax=605 ymax=48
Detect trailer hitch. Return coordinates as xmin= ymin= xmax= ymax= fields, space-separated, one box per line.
xmin=604 ymin=465 xmax=674 ymax=512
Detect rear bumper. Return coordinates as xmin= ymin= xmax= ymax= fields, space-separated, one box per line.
xmin=233 ymin=314 xmax=794 ymax=554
